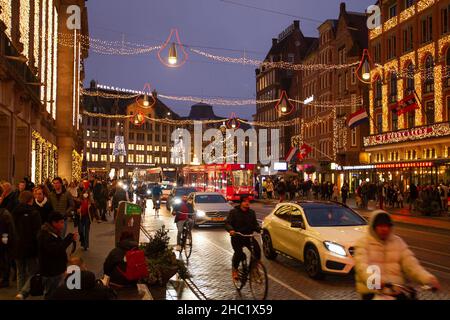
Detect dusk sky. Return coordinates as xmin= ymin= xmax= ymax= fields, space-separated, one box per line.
xmin=85 ymin=0 xmax=374 ymax=119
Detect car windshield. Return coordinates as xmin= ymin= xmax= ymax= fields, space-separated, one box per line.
xmin=195 ymin=194 xmax=227 ymax=203
xmin=303 ymin=206 xmax=367 ymax=227
xmin=174 ymin=188 xmax=196 ymax=196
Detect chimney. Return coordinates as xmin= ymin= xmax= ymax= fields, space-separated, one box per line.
xmin=293 ymin=20 xmax=300 ymax=29
xmin=90 ymin=79 xmax=97 ymax=89
xmin=340 ymin=2 xmax=346 ymax=14
xmin=272 ymin=38 xmax=278 ymax=46
xmin=152 ymin=89 xmax=158 ymax=99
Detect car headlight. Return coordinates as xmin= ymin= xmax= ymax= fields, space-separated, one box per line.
xmin=174 ymin=198 xmax=182 ymax=204
xmin=196 ymin=210 xmax=206 ymax=218
xmin=323 ymin=241 xmax=347 ymax=257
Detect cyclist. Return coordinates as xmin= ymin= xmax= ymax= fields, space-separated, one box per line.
xmin=225 ymin=196 xmax=261 ymax=281
xmin=354 ymin=210 xmax=440 ymax=300
xmin=172 ymin=194 xmax=194 ymax=251
xmin=151 ymin=184 xmax=162 ymax=209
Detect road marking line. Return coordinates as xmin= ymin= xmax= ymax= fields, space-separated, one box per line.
xmin=420 ymin=261 xmax=450 ymax=272
xmin=409 ymin=245 xmax=450 ymax=258
xmin=200 ymin=235 xmax=313 ymax=300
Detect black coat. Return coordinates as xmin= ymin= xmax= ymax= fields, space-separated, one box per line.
xmin=103 ymin=239 xmax=138 ymax=286
xmin=0 ymin=191 xmax=19 ymax=214
xmin=225 ymin=206 xmax=260 ymax=235
xmin=50 ymin=271 xmax=116 ymax=300
xmin=12 ymin=203 xmax=41 ymax=259
xmin=33 ymin=199 xmax=54 ymax=224
xmin=0 ymin=208 xmax=16 ymax=256
xmin=38 ymin=223 xmax=74 ymax=277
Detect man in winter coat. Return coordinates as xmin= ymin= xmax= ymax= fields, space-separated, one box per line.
xmin=103 ymin=231 xmax=139 ymax=287
xmin=48 ymin=177 xmax=74 ymax=237
xmin=38 ymin=212 xmax=78 ymax=299
xmin=12 ymin=191 xmax=41 ymax=299
xmin=33 ymin=186 xmax=53 ymax=225
xmin=0 ymin=206 xmax=15 ymax=288
xmin=354 ymin=210 xmax=440 ymax=300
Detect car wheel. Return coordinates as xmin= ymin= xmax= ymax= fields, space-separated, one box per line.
xmin=304 ymin=246 xmax=324 ymax=280
xmin=262 ymin=231 xmax=277 ymax=260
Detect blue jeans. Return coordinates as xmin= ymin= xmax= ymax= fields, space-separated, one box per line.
xmin=79 ymin=215 xmax=91 ymax=249
xmin=15 ymin=257 xmax=39 ymax=297
xmin=43 ymin=274 xmax=64 ymax=300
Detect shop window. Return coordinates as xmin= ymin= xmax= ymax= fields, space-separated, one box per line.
xmin=351 ymin=128 xmax=357 ymax=147
xmin=375 ymin=78 xmax=382 ymax=108
xmin=392 ymin=110 xmax=398 ymax=131
xmin=389 ymin=73 xmax=398 ymax=103
xmin=377 ymin=114 xmax=383 ymax=133
xmin=421 ymin=16 xmax=433 ymax=43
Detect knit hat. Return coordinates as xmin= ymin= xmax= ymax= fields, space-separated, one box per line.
xmin=372 ymin=212 xmax=393 ymax=228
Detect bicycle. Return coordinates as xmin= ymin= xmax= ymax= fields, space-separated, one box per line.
xmin=372 ymin=283 xmax=438 ymax=300
xmin=232 ymin=232 xmax=268 ymax=300
xmin=179 ymin=218 xmax=193 ymax=259
xmin=153 ymin=198 xmax=161 ymax=218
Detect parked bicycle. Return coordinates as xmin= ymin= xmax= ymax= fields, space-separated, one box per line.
xmin=232 ymin=232 xmax=268 ymax=300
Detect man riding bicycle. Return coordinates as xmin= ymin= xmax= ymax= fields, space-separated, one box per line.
xmin=225 ymin=196 xmax=261 ymax=281
xmin=354 ymin=210 xmax=440 ymax=300
xmin=151 ymin=184 xmax=162 ymax=209
xmin=172 ymin=194 xmax=194 ymax=251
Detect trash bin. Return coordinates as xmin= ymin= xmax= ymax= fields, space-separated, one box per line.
xmin=115 ymin=201 xmax=142 ymax=246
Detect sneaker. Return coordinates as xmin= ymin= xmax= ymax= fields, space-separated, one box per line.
xmin=232 ymin=269 xmax=239 ymax=281
xmin=15 ymin=293 xmax=24 ymax=300
xmin=175 ymin=245 xmax=181 ymax=251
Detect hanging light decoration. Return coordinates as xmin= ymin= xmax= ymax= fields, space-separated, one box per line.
xmin=157 ymin=29 xmax=188 ymax=68
xmin=227 ymin=113 xmax=240 ymax=129
xmin=356 ymin=49 xmax=374 ymax=84
xmin=135 ymin=83 xmax=155 ymax=108
xmin=112 ymin=135 xmax=127 ymax=156
xmin=275 ymin=90 xmax=295 ymax=115
xmin=131 ymin=112 xmax=146 ymax=126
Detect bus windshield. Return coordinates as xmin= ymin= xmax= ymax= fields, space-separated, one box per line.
xmin=232 ymin=170 xmax=252 ymax=187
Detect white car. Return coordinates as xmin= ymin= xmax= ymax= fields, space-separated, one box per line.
xmin=188 ymin=192 xmax=234 ymax=227
xmin=262 ymin=201 xmax=368 ymax=279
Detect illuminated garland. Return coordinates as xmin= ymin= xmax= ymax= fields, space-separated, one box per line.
xmin=82 ymin=111 xmax=297 ymax=127
xmin=72 ymin=150 xmax=83 ymax=181
xmin=82 ymin=87 xmax=362 ymax=108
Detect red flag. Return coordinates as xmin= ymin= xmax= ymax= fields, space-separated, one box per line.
xmin=396 ymin=94 xmax=418 ymax=116
xmin=298 ymin=143 xmax=312 ymax=160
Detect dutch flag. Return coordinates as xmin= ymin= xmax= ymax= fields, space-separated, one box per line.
xmin=347 ymin=108 xmax=369 ymax=129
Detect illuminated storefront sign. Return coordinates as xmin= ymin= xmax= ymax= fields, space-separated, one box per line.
xmin=343 ymin=165 xmax=375 ymax=170
xmin=375 ymin=162 xmax=433 ymax=169
xmin=364 ymin=123 xmax=450 ymax=147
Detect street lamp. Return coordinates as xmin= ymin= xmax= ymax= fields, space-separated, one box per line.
xmin=168 ymin=42 xmax=178 ymax=65
xmin=143 ymin=94 xmax=150 ymax=107
xmin=362 ymin=58 xmax=371 ymax=81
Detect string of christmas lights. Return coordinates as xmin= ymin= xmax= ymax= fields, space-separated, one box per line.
xmin=82 ymin=86 xmax=363 ymax=108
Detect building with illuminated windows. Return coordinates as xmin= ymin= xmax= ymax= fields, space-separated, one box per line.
xmin=366 ymin=0 xmax=450 ymax=185
xmin=0 ymin=0 xmax=89 ymax=184
xmin=82 ymin=81 xmax=181 ymax=180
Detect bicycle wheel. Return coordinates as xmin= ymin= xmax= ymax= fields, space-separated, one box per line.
xmin=183 ymin=230 xmax=193 ymax=259
xmin=249 ymin=261 xmax=268 ymax=300
xmin=232 ymin=258 xmax=248 ymax=291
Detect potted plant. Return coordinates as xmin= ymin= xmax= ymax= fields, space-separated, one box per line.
xmin=142 ymin=226 xmax=189 ymax=299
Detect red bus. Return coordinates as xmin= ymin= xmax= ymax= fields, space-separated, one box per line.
xmin=181 ymin=164 xmax=256 ymax=201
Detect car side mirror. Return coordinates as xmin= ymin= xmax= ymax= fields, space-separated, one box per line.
xmin=291 ymin=218 xmax=305 ymax=229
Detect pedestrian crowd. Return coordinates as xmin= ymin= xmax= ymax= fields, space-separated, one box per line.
xmin=0 ymin=176 xmax=122 ymax=300
xmin=255 ymin=176 xmax=449 ymax=216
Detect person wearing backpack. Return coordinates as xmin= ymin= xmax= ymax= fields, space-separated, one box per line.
xmin=103 ymin=231 xmax=147 ymax=287
xmin=11 ymin=191 xmax=41 ymax=299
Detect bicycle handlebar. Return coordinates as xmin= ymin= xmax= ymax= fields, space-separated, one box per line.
xmin=233 ymin=232 xmax=261 ymax=238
